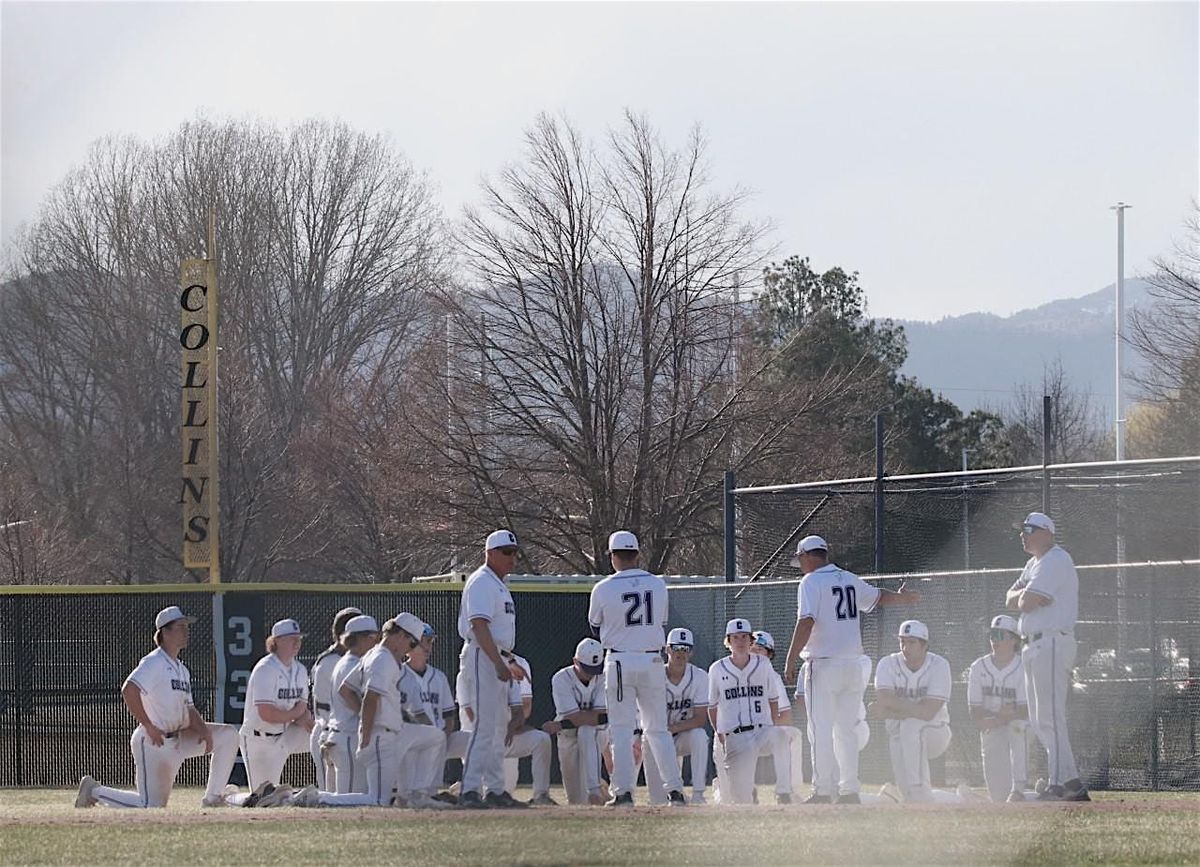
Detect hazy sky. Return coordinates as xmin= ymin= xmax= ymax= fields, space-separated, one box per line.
xmin=2 ymin=1 xmax=1196 ymax=321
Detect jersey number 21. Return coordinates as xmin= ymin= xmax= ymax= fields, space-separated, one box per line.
xmin=622 ymin=591 xmax=654 ymax=626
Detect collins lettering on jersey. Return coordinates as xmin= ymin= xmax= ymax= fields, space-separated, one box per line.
xmin=723 ymin=684 xmax=765 ymax=700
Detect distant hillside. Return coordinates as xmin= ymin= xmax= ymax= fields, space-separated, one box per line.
xmin=896 ymin=279 xmax=1154 ymax=413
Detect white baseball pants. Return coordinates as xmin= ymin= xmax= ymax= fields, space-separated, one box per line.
xmin=503 ymin=729 xmax=552 ymax=797
xmin=313 ymin=729 xmax=401 ymax=806
xmin=556 ymin=726 xmax=610 ymax=804
xmin=239 ymin=724 xmax=311 ymax=790
xmin=460 ymin=644 xmax=510 ymax=796
xmin=309 ymin=719 xmax=332 ymax=791
xmin=323 ymin=727 xmax=364 ymax=794
xmin=395 ymin=722 xmax=450 ymax=798
xmin=89 ymin=724 xmax=238 ymax=808
xmin=604 ymin=651 xmax=683 ymax=798
xmin=643 ymin=728 xmax=709 ymax=804
xmin=804 ymin=657 xmax=867 ymax=797
xmin=886 ymin=718 xmax=952 ymax=794
xmin=1022 ymin=633 xmax=1079 ymax=786
xmin=980 ymin=721 xmax=1029 ymax=802
xmin=715 ymin=726 xmax=793 ymax=804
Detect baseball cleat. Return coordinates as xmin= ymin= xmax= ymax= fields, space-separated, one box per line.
xmin=835 ymin=792 xmax=861 ymax=805
xmin=200 ymin=791 xmax=228 ymax=808
xmin=1033 ymin=778 xmax=1048 ymax=795
xmin=689 ymin=792 xmax=707 ymax=805
xmin=244 ymin=781 xmax=274 ymax=808
xmin=802 ymin=792 xmax=832 ymax=804
xmin=604 ymin=792 xmax=634 ymax=807
xmin=485 ymin=791 xmax=529 ymax=809
xmin=408 ymin=791 xmax=453 ymax=810
xmin=432 ymin=791 xmax=459 ymax=805
xmin=775 ymin=793 xmax=793 ymax=805
xmin=458 ymin=791 xmax=487 ymax=809
xmin=1036 ymin=785 xmax=1064 ymax=801
xmin=1006 ymin=790 xmax=1027 ymax=803
xmin=257 ymin=784 xmax=293 ymax=808
xmin=878 ymin=783 xmax=903 ymax=804
xmin=528 ymin=793 xmax=559 ymax=806
xmin=668 ymin=790 xmax=687 ymax=807
xmin=291 ymin=784 xmax=320 ymax=808
xmin=1061 ymin=780 xmax=1091 ymax=802
xmin=75 ymin=775 xmax=98 ymax=808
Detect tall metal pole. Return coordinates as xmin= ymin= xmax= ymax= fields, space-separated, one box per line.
xmin=874 ymin=413 xmax=885 ymax=573
xmin=1111 ymin=202 xmax=1131 ymax=460
xmin=1042 ymin=395 xmax=1052 ymax=513
xmin=724 ymin=469 xmax=737 ymax=583
xmin=961 ymin=448 xmax=970 ymax=569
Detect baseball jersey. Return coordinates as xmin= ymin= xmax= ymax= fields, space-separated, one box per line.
xmin=1008 ymin=545 xmax=1079 ymax=636
xmin=707 ymin=655 xmax=775 ymax=735
xmin=874 ymin=652 xmax=952 ymax=725
xmin=665 ymin=664 xmax=709 ymax=726
xmin=328 ymin=651 xmax=366 ymax=730
xmin=241 ymin=653 xmax=309 ymax=736
xmin=124 ymin=647 xmax=194 ymax=733
xmin=797 ymin=563 xmax=882 ymax=658
xmin=550 ymin=665 xmax=607 ymax=721
xmin=399 ymin=662 xmax=456 ymax=730
xmin=768 ymin=668 xmax=791 ymax=714
xmin=967 ymin=654 xmax=1027 ymax=714
xmin=310 ymin=647 xmax=343 ymax=721
xmin=360 ymin=644 xmax=406 ymax=731
xmin=458 ymin=564 xmax=516 ymax=651
xmin=588 ymin=568 xmax=669 ymax=651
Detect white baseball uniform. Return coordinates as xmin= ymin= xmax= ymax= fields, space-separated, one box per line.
xmin=395 ymin=661 xmax=459 ymax=801
xmin=588 ymin=567 xmax=682 ymax=799
xmin=322 ymin=650 xmax=368 ymax=794
xmin=643 ymin=662 xmax=709 ymax=804
xmin=708 ymin=655 xmax=792 ymax=804
xmin=1009 ymin=545 xmax=1080 ymax=787
xmin=549 ymin=664 xmax=610 ymax=804
xmin=458 ymin=563 xmax=517 ymax=797
xmin=797 ymin=563 xmax=881 ymax=797
xmin=875 ymin=651 xmax=953 ymax=795
xmin=86 ymin=647 xmax=238 ymax=808
xmin=239 ymin=652 xmax=312 ymax=790
xmin=968 ymin=653 xmax=1029 ymax=801
xmin=502 ymin=655 xmax=552 ymax=798
xmin=308 ymin=646 xmax=343 ymax=791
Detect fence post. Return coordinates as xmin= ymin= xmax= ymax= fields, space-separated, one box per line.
xmin=1149 ymin=565 xmax=1160 ymax=790
xmin=875 ymin=413 xmax=885 ymax=573
xmin=14 ymin=594 xmax=27 ymax=786
xmin=1041 ymin=395 xmax=1051 ymax=512
xmin=724 ymin=469 xmax=736 ymax=583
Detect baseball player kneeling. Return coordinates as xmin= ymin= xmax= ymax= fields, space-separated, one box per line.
xmin=500 ymin=653 xmax=556 ymax=805
xmin=321 ymin=615 xmax=380 ymax=795
xmin=76 ymin=606 xmax=238 ymax=809
xmin=708 ymin=619 xmax=793 ymax=805
xmin=308 ymin=607 xmax=362 ymax=791
xmin=968 ymin=615 xmax=1030 ymax=802
xmin=393 ymin=618 xmax=457 ymax=809
xmin=643 ymin=628 xmax=710 ymax=805
xmin=543 ymin=638 xmax=610 ymax=805
xmin=870 ymin=620 xmax=953 ymax=803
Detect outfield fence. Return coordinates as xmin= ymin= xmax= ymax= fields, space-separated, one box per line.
xmin=2 ymin=564 xmax=1198 ymax=791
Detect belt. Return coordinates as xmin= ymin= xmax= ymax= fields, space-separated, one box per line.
xmin=465 ymin=641 xmax=515 ymax=659
xmin=730 ymin=724 xmax=763 ymax=735
xmin=163 ymin=731 xmax=179 ymax=739
xmin=634 ymin=729 xmax=643 ymax=736
xmin=316 ymin=701 xmax=331 ymax=712
xmin=1026 ymin=631 xmax=1072 ymax=643
xmin=252 ymin=730 xmax=284 ymax=738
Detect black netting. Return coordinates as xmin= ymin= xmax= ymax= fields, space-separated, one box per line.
xmin=0 ymin=587 xmax=588 ymax=789
xmin=670 ymin=562 xmax=1200 ymax=792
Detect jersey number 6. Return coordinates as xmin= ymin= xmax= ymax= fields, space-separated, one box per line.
xmin=831 ymin=585 xmax=858 ymax=620
xmin=622 ymin=591 xmax=654 ymax=627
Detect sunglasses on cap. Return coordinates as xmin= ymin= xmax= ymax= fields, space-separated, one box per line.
xmin=989 ymin=628 xmax=1017 ymax=641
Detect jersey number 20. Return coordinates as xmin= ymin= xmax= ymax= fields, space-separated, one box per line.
xmin=622 ymin=591 xmax=654 ymax=626
xmin=832 ymin=585 xmax=857 ymax=620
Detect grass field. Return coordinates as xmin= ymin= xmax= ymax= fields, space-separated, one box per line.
xmin=3 ymin=787 xmax=1200 ymax=865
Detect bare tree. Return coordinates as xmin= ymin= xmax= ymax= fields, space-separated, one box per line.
xmin=1003 ymin=357 xmax=1110 ymax=464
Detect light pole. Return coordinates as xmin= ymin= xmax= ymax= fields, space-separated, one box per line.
xmin=1110 ymin=202 xmax=1131 ymax=460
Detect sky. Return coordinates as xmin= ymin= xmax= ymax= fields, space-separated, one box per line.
xmin=1 ymin=1 xmax=1196 ymax=321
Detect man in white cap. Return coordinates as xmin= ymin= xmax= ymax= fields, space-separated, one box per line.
xmin=323 ymin=614 xmax=380 ymax=794
xmin=967 ymin=615 xmax=1030 ymax=802
xmin=642 ymin=627 xmax=710 ymax=805
xmin=457 ymin=529 xmax=523 ymax=809
xmin=782 ymin=534 xmax=919 ymax=804
xmin=544 ymin=638 xmax=610 ymax=805
xmin=871 ymin=620 xmax=953 ymax=803
xmin=309 ymin=607 xmax=362 ymax=791
xmin=1005 ymin=511 xmax=1089 ymax=801
xmin=587 ymin=530 xmax=686 ymax=806
xmin=75 ymin=606 xmax=239 ymax=809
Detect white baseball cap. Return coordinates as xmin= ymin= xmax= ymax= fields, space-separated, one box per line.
xmin=1017 ymin=512 xmax=1055 ymax=535
xmin=341 ymin=614 xmax=379 ymax=638
xmin=898 ymin=620 xmax=929 ymax=642
xmin=155 ymin=606 xmax=196 ymax=629
xmin=574 ymin=637 xmax=605 ymax=673
xmin=725 ymin=617 xmax=752 ymax=636
xmin=667 ymin=627 xmax=694 ymax=648
xmin=391 ymin=612 xmax=426 ymax=641
xmin=271 ymin=618 xmax=304 ymax=638
xmin=608 ymin=530 xmax=639 ymax=552
xmin=788 ymin=534 xmax=829 ymax=566
xmin=486 ymin=529 xmax=520 ymax=550
xmin=752 ymin=630 xmax=775 ymax=652
xmin=990 ymin=614 xmax=1020 ymax=636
